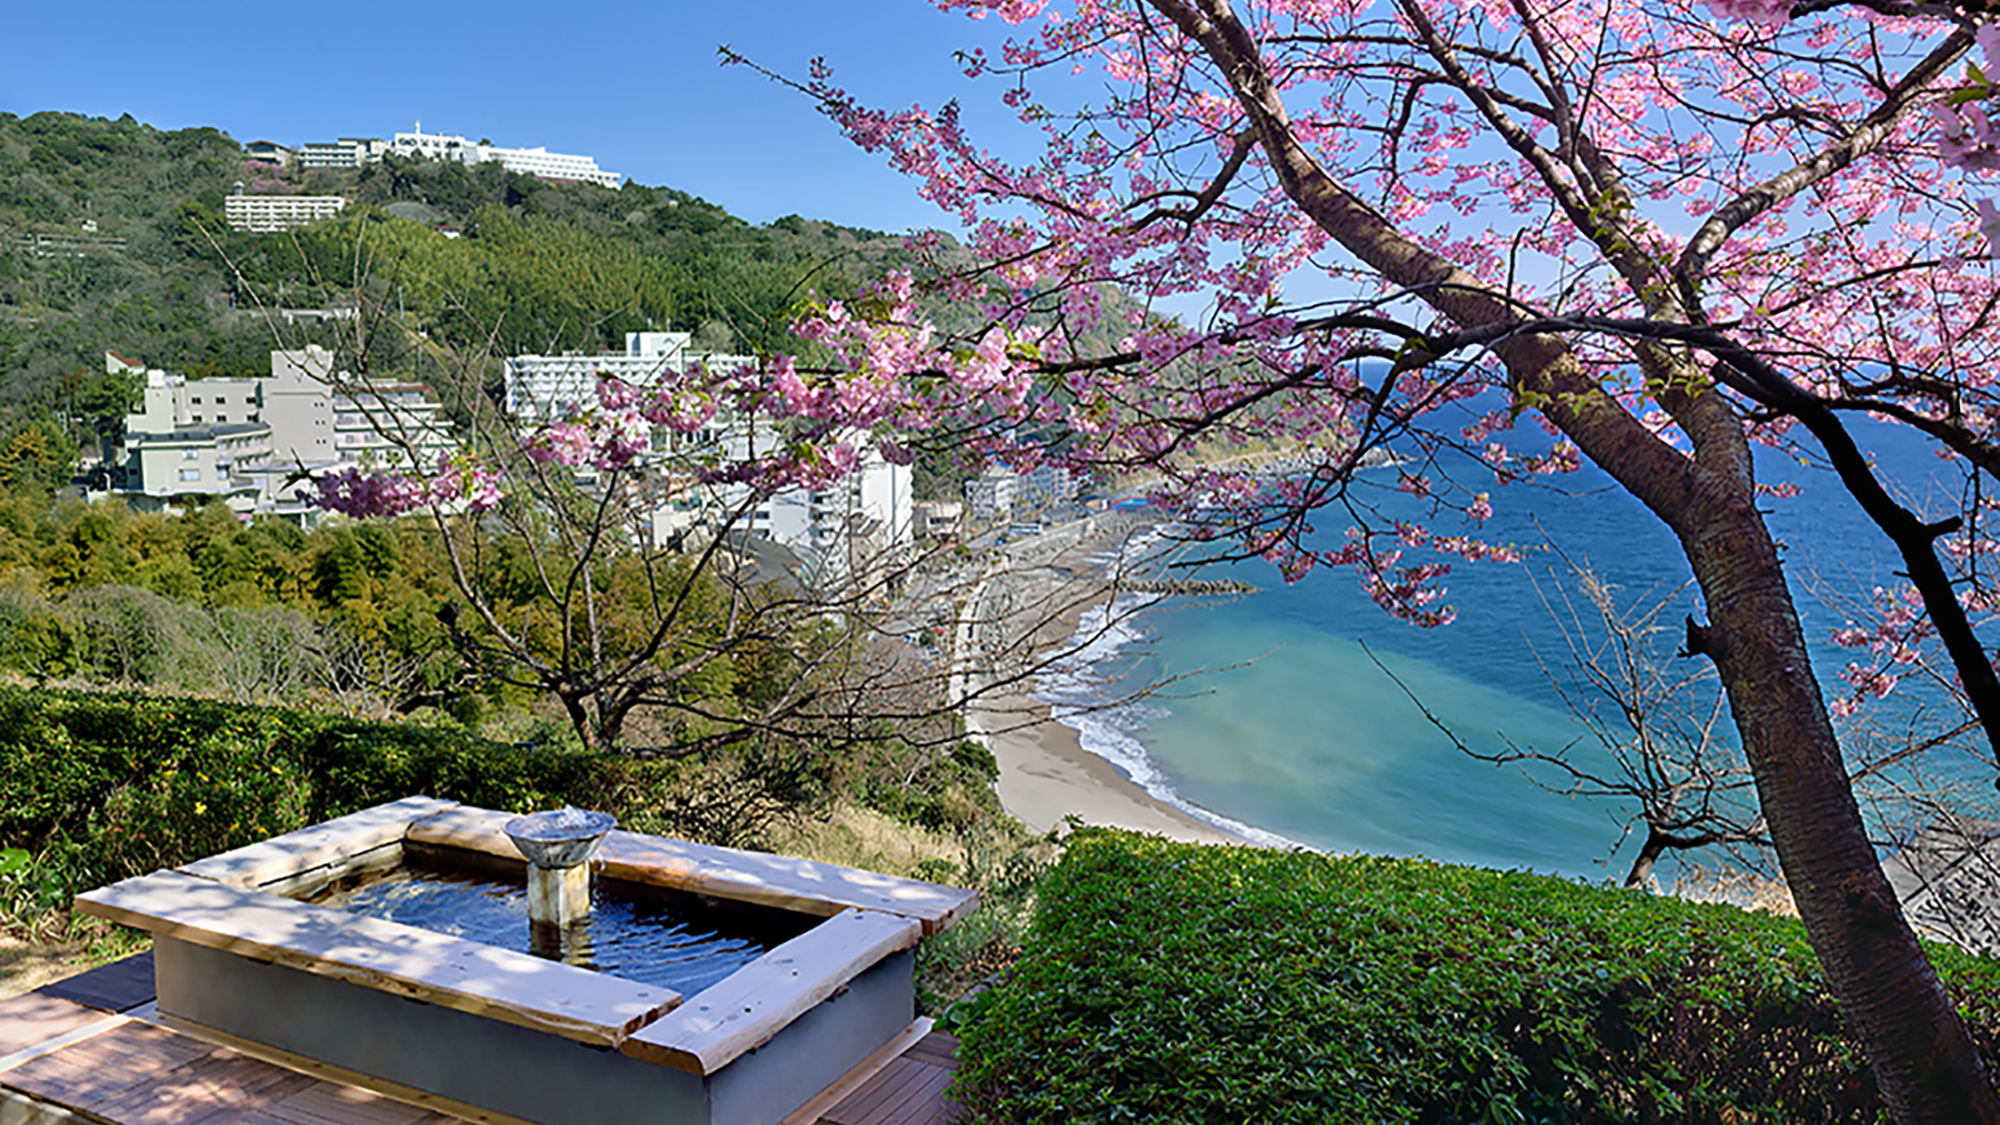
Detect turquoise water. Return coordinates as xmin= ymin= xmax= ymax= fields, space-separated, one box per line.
xmin=1042 ymin=417 xmax=1986 ymax=880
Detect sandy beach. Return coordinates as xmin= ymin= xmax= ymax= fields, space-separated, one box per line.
xmin=957 ymin=512 xmax=1244 ymax=846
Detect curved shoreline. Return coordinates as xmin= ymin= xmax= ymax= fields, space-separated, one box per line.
xmin=957 ymin=512 xmax=1249 ymax=847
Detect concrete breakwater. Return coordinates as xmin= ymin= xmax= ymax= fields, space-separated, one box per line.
xmin=1118 ymin=577 xmax=1257 ymax=596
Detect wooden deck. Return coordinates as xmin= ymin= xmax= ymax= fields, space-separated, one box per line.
xmin=0 ymin=952 xmax=963 ymax=1125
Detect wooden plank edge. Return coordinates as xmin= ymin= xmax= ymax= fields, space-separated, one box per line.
xmin=777 ymin=1017 xmax=934 ymax=1125
xmin=178 ymin=797 xmax=459 ymax=889
xmin=915 ymin=889 xmax=980 ymax=938
xmin=0 ymin=1084 xmax=97 ymax=1125
xmin=0 ymin=1015 xmax=131 ymax=1077
xmin=150 ymin=1012 xmax=534 ymax=1125
xmin=75 ymin=883 xmax=674 ymax=1049
xmin=622 ymin=909 xmax=922 ymax=1075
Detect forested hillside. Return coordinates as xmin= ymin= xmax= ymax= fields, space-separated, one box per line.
xmin=0 ymin=110 xmax=936 ymax=432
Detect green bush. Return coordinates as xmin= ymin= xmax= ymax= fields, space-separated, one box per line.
xmin=959 ymin=829 xmax=2000 ymax=1125
xmin=0 ymin=685 xmax=658 ymax=918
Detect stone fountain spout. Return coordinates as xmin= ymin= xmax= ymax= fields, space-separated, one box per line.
xmin=504 ymin=807 xmax=616 ymax=929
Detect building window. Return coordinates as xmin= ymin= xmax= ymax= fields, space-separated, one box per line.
xmin=191 ymin=397 xmax=201 ymax=404
xmin=178 ymin=469 xmax=201 ymax=482
xmin=181 ymin=448 xmax=199 ymax=460
xmin=216 ymin=467 xmax=228 ymax=480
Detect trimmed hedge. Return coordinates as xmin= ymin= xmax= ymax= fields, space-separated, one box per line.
xmin=958 ymin=829 xmax=2000 ymax=1125
xmin=0 ymin=686 xmax=657 ymax=914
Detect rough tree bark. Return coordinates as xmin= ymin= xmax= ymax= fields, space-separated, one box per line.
xmin=1152 ymin=0 xmax=1999 ymax=1118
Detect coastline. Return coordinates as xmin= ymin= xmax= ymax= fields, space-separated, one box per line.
xmin=958 ymin=511 xmax=1246 ymax=847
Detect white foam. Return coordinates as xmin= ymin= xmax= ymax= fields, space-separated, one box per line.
xmin=1034 ymin=593 xmax=1303 ymax=850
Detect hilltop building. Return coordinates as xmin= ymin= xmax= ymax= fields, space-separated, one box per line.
xmin=295 ymin=125 xmax=620 ymax=188
xmin=391 ymin=125 xmax=622 ymax=189
xmin=298 ymin=137 xmax=389 ymax=169
xmin=243 ymin=140 xmax=298 ymax=166
xmin=223 ymin=192 xmax=346 ymax=233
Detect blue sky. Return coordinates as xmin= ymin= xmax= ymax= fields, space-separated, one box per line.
xmin=1 ymin=1 xmax=1029 ymax=235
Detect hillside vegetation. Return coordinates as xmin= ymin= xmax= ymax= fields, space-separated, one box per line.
xmin=0 ymin=109 xmax=933 ymax=428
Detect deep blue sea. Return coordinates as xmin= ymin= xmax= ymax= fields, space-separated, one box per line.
xmin=1037 ymin=415 xmax=1992 ymax=880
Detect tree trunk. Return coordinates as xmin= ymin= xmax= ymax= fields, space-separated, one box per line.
xmin=1665 ymin=470 xmax=1999 ymax=1124
xmin=1624 ymin=830 xmax=1667 ymax=889
xmin=1151 ymin=2 xmax=2000 ymax=1116
xmin=557 ymin=689 xmax=598 ymax=754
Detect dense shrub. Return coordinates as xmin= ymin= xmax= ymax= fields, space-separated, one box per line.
xmin=960 ymin=829 xmax=2000 ymax=1125
xmin=0 ymin=685 xmax=653 ymax=913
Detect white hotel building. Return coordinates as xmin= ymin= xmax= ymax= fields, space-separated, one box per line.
xmin=223 ymin=193 xmax=347 ymax=233
xmin=294 ymin=126 xmax=621 ymax=187
xmin=504 ymin=332 xmax=701 ymax=421
xmin=386 ymin=125 xmax=622 ymax=189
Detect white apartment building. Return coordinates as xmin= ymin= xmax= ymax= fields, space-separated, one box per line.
xmin=505 ymin=332 xmax=695 ymax=420
xmin=964 ymin=462 xmax=1078 ymax=523
xmin=390 ymin=125 xmax=622 ymax=189
xmin=690 ymin=419 xmax=913 ymax=586
xmin=965 ymin=468 xmax=1018 ymax=522
xmin=297 ymin=138 xmax=389 ymax=169
xmin=223 ymin=194 xmax=347 ymax=233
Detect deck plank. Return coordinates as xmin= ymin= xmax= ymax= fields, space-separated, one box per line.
xmin=815 ymin=1029 xmax=962 ymax=1125
xmin=0 ymin=1018 xmax=473 ymax=1125
xmin=825 ymin=1058 xmax=931 ymax=1124
xmin=853 ymin=1068 xmax=953 ymax=1125
xmin=0 ymin=994 xmax=107 ymax=1058
xmin=3 ymin=1022 xmax=209 ymax=1110
xmin=244 ymin=1081 xmax=459 ymax=1125
xmin=89 ymin=1046 xmax=311 ymax=1125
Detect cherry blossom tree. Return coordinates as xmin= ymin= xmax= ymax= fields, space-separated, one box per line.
xmin=721 ymin=0 xmax=2000 ymax=1117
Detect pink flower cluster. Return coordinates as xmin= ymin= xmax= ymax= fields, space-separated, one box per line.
xmin=1702 ymin=0 xmax=1791 ymax=27
xmin=307 ymin=457 xmax=503 ymax=519
xmin=1825 ymin=585 xmax=1934 ymax=718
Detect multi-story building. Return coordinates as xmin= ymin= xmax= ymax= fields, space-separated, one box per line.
xmin=243 ymin=140 xmax=298 ymax=166
xmin=297 ymin=138 xmax=389 ymax=169
xmin=223 ymin=193 xmax=347 ymax=233
xmin=963 ymin=462 xmax=1078 ymax=524
xmin=117 ymin=364 xmax=272 ymax=512
xmin=112 ymin=346 xmax=455 ymax=515
xmin=273 ymin=345 xmax=455 ymax=472
xmin=389 ymin=125 xmax=622 ymax=189
xmin=504 ymin=332 xmax=696 ymax=421
xmin=965 ymin=468 xmax=1017 ymax=522
xmin=695 ymin=419 xmax=913 ymax=585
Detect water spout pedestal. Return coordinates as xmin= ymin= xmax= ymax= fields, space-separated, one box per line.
xmin=527 ymin=862 xmax=592 ymax=926
xmin=503 ymin=808 xmax=616 ymax=934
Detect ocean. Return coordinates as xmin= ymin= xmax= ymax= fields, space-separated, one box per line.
xmin=1036 ymin=418 xmax=1991 ymax=880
